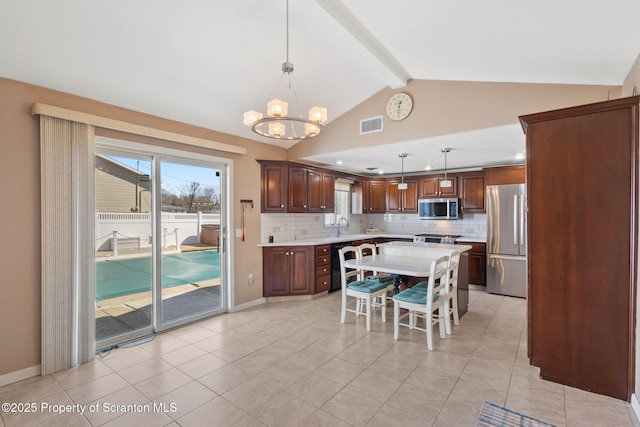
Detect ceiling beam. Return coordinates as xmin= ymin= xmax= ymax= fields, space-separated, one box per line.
xmin=315 ymin=0 xmax=411 ymax=89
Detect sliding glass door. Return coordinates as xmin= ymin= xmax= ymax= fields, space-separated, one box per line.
xmin=95 ymin=144 xmax=226 ymax=350
xmin=158 ymin=160 xmax=224 ymax=325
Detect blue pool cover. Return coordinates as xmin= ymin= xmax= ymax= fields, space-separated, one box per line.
xmin=96 ymin=250 xmax=220 ymax=300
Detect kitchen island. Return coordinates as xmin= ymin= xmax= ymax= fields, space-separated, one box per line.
xmin=376 ymin=241 xmax=472 ymax=318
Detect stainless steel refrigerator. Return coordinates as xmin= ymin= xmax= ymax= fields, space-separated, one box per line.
xmin=486 ymin=184 xmax=527 ymax=298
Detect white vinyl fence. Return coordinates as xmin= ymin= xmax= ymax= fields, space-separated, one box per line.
xmin=95 ymin=211 xmax=220 ymax=253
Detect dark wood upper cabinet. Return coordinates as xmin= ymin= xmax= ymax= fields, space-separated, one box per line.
xmin=260 ymin=162 xmax=287 ymax=213
xmin=351 ymin=178 xmax=365 ymax=214
xmin=307 ymin=169 xmax=335 ymax=213
xmin=485 ymin=165 xmax=525 ymax=186
xmin=367 ymin=179 xmax=387 ymax=213
xmin=520 ymin=95 xmax=639 ymax=401
xmin=288 ymin=166 xmax=308 ymax=213
xmin=258 ymin=160 xmax=494 ymax=215
xmin=386 ymin=179 xmax=418 ymax=213
xmin=458 ymin=172 xmax=486 ymax=213
xmin=419 ymin=175 xmax=457 ymax=198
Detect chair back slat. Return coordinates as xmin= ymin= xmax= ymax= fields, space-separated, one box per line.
xmin=338 ymin=246 xmax=360 ymax=290
xmin=357 ymin=243 xmax=378 ymax=277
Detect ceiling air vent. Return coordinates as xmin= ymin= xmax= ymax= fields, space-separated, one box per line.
xmin=360 ymin=116 xmax=383 ymax=135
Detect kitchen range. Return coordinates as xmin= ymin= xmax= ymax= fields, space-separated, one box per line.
xmin=413 ymin=233 xmax=461 ymax=244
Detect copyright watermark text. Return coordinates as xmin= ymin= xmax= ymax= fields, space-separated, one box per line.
xmin=2 ymin=401 xmax=177 ymax=415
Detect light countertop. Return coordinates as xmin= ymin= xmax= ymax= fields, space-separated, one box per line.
xmin=258 ymin=233 xmax=486 ymax=247
xmin=454 ymin=237 xmax=487 ymax=243
xmin=379 ymin=241 xmax=472 ymax=253
xmin=258 ymin=233 xmax=412 ymax=247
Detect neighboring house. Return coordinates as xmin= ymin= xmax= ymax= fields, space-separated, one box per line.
xmin=95 ymin=155 xmax=151 ymax=213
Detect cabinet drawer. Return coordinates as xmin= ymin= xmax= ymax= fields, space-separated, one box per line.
xmin=316 ymin=265 xmax=331 ymax=276
xmin=316 ymin=274 xmax=330 ymax=293
xmin=315 ymin=245 xmax=330 ymax=256
xmin=458 ymin=241 xmax=486 ymax=254
xmin=316 ymin=254 xmax=330 ymax=266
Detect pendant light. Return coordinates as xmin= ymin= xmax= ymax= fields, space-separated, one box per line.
xmin=243 ymin=0 xmax=327 ymax=140
xmin=440 ymin=148 xmax=452 ymax=188
xmin=398 ymin=153 xmax=408 ymax=190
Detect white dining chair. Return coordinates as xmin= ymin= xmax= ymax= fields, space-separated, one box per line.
xmin=357 ymin=243 xmax=394 ymax=307
xmin=412 ymin=250 xmax=460 ymax=335
xmin=392 ymin=254 xmax=450 ymax=350
xmin=443 ymin=250 xmax=461 ymax=334
xmin=339 ymin=246 xmax=388 ymax=331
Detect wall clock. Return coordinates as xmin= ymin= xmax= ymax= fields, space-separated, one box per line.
xmin=386 ymin=92 xmax=413 ymax=121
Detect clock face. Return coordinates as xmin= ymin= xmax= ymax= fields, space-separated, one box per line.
xmin=386 ymin=92 xmax=413 ymax=121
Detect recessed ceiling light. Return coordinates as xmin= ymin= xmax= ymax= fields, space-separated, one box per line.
xmin=335 ymin=160 xmax=343 ymax=165
xmin=515 ymin=152 xmax=525 ymax=160
xmin=424 ymin=165 xmax=432 ymax=171
xmin=378 ymin=169 xmax=384 ymax=174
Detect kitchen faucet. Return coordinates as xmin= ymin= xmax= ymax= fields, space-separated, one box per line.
xmin=336 ymin=217 xmax=349 ymax=237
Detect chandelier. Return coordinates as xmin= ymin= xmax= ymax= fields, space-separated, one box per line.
xmin=243 ymin=0 xmax=327 ymax=140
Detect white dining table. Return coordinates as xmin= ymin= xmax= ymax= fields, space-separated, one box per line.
xmin=344 ymin=242 xmax=471 ymax=293
xmin=343 ymin=254 xmax=440 ymax=277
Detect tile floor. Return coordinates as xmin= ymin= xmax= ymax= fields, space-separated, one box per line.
xmin=1 ymin=288 xmax=639 ymax=427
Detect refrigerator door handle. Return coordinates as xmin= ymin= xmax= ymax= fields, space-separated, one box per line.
xmin=520 ymin=195 xmax=525 ymax=247
xmin=489 ymin=254 xmax=526 ymax=261
xmin=513 ymin=195 xmax=518 ymax=245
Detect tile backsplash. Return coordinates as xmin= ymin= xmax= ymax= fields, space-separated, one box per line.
xmin=261 ymin=213 xmax=487 ymax=244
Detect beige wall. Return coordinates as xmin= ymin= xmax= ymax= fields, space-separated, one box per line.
xmin=288 ymin=80 xmax=621 ymax=160
xmin=0 ymin=77 xmax=285 ymax=377
xmin=623 ymin=54 xmax=640 ymax=97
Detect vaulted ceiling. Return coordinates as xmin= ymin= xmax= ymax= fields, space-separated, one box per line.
xmin=2 ymin=0 xmax=639 ymax=173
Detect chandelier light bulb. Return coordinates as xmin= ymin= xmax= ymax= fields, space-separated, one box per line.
xmin=309 ymin=107 xmax=327 ymax=124
xmin=243 ymin=110 xmax=263 ymax=126
xmin=268 ymin=122 xmax=285 ymax=137
xmin=305 ymin=123 xmax=319 ymax=136
xmin=267 ymin=99 xmax=288 ymax=117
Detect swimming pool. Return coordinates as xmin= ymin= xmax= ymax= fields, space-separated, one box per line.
xmin=96 ymin=250 xmax=220 ymax=300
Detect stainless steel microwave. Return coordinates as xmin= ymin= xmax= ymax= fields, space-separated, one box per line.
xmin=418 ymin=198 xmax=460 ymax=220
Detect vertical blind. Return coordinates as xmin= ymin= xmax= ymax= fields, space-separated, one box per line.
xmin=39 ymin=116 xmax=95 ymax=375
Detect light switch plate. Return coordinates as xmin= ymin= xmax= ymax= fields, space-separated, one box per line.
xmin=235 ymin=228 xmax=243 ymax=238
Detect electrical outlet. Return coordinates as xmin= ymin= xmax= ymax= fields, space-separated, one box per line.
xmin=248 ymin=273 xmax=254 ymax=285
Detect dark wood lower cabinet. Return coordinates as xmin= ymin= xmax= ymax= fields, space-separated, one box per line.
xmin=315 ymin=244 xmax=331 ymax=293
xmin=263 ymin=246 xmax=312 ymax=297
xmin=457 ymin=241 xmax=486 ymax=286
xmin=263 ymin=244 xmax=332 ymax=296
xmin=520 ymin=96 xmax=639 ymax=401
